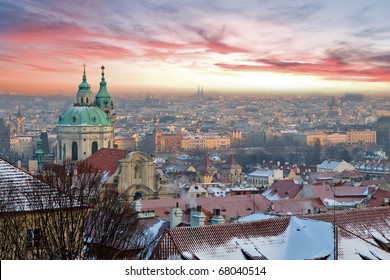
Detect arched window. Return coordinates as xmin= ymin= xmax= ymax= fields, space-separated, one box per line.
xmin=92 ymin=141 xmax=98 ymax=154
xmin=63 ymin=144 xmax=66 ymax=160
xmin=86 ymin=97 xmax=89 ymax=104
xmin=59 ymin=141 xmax=62 ymax=159
xmin=134 ymin=165 xmax=139 ymax=179
xmin=133 ymin=192 xmax=142 ymax=201
xmin=81 ymin=97 xmax=84 ymax=104
xmin=72 ymin=142 xmax=78 ymax=161
xmin=108 ymin=140 xmax=111 ymax=148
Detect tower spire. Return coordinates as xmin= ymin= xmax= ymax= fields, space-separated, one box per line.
xmin=95 ymin=65 xmax=114 ymax=120
xmin=76 ymin=63 xmax=93 ymax=105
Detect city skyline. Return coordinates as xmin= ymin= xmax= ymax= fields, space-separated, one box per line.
xmin=2 ymin=0 xmax=390 ymax=96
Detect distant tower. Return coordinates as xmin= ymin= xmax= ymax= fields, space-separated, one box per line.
xmin=95 ymin=66 xmax=115 ymax=122
xmin=15 ymin=107 xmax=25 ymax=134
xmin=0 ymin=118 xmax=10 ymax=155
xmin=328 ymin=96 xmax=339 ymax=117
xmin=33 ymin=137 xmax=45 ymax=170
xmin=220 ymin=155 xmax=242 ymax=184
xmin=196 ymin=85 xmax=204 ymax=98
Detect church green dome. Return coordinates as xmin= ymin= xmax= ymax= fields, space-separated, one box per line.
xmin=57 ymin=106 xmax=112 ymax=126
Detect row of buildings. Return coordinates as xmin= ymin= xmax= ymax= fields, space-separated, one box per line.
xmin=291 ymin=130 xmax=377 ymax=146
xmin=155 ymin=131 xmax=234 ymax=152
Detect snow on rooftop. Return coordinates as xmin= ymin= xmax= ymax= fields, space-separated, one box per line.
xmin=318 ymin=160 xmax=342 ymax=170
xmin=259 ymin=216 xmax=334 ymax=260
xmin=0 ymin=159 xmax=81 ymax=212
xmin=248 ymin=169 xmax=273 ymax=177
xmin=238 ymin=212 xmax=279 ymax=222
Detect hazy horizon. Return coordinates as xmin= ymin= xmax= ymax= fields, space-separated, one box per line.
xmin=2 ymin=0 xmax=390 ymax=96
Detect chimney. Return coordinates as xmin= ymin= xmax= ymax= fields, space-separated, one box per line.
xmin=385 ymin=196 xmax=389 ymax=204
xmin=190 ymin=206 xmax=206 ymax=227
xmin=170 ymin=202 xmax=183 ymax=228
xmin=210 ymin=208 xmax=225 ymax=225
xmin=132 ymin=199 xmax=142 ymax=212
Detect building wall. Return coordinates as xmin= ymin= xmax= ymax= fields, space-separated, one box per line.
xmin=155 ymin=132 xmax=182 ymax=152
xmin=10 ymin=136 xmax=34 ymax=159
xmin=117 ymin=151 xmax=158 ymax=197
xmin=347 ymin=130 xmax=376 ymax=145
xmin=56 ymin=125 xmax=114 ymax=162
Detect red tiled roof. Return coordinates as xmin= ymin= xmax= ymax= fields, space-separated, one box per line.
xmin=274 ymin=198 xmax=326 ymax=214
xmin=141 ymin=194 xmax=271 ymax=220
xmin=262 ymin=180 xmax=302 ymax=200
xmin=334 ymin=170 xmax=364 ymax=179
xmin=303 ymin=207 xmax=390 ymax=250
xmin=368 ymin=189 xmax=390 ymax=207
xmin=212 ymin=173 xmax=230 ymax=184
xmin=151 ymin=216 xmax=338 ymax=260
xmin=158 ymin=216 xmax=292 ymax=260
xmin=311 ymin=185 xmax=369 ymax=207
xmin=359 ymin=179 xmax=386 ymax=188
xmin=83 ymin=148 xmax=130 ymax=177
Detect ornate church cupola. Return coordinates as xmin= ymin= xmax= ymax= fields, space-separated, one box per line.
xmin=95 ymin=65 xmax=114 ymax=120
xmin=75 ymin=63 xmax=94 ymax=106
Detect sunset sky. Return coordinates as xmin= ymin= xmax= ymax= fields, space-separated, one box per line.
xmin=2 ymin=0 xmax=390 ymax=96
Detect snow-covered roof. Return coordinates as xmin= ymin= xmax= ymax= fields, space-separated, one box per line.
xmin=262 ymin=180 xmax=302 ymax=200
xmin=238 ymin=212 xmax=280 ymax=222
xmin=152 ymin=207 xmax=390 ymax=260
xmin=248 ymin=169 xmax=273 ymax=177
xmin=0 ymin=158 xmax=81 ymax=212
xmin=153 ymin=216 xmax=335 ymax=260
xmin=318 ymin=160 xmax=343 ymax=170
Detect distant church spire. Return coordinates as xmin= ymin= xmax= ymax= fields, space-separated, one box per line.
xmin=76 ymin=63 xmax=93 ymax=106
xmin=95 ymin=65 xmax=114 ymax=120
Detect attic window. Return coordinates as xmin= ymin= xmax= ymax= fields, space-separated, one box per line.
xmin=92 ymin=116 xmax=97 ymax=122
xmin=72 ymin=116 xmax=77 ymax=122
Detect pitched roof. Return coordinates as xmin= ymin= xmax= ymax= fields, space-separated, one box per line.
xmin=274 ymin=197 xmax=326 ymax=214
xmin=141 ymin=194 xmax=271 ymax=220
xmin=311 ymin=185 xmax=369 ymax=207
xmin=0 ymin=158 xmax=81 ymax=212
xmin=303 ymin=207 xmax=390 ymax=256
xmin=262 ymin=180 xmax=302 ymax=200
xmin=152 ymin=207 xmax=390 ymax=260
xmin=368 ymin=189 xmax=390 ymax=207
xmin=152 ymin=216 xmax=335 ymax=260
xmin=212 ymin=173 xmax=230 ymax=184
xmin=220 ymin=155 xmax=242 ymax=169
xmin=318 ymin=160 xmax=343 ymax=170
xmin=83 ymin=148 xmax=130 ymax=177
xmin=196 ymin=155 xmax=217 ymax=172
xmin=334 ymin=170 xmax=364 ymax=179
xmin=248 ymin=169 xmax=273 ymax=177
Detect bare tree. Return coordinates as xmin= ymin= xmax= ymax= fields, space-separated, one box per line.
xmin=0 ymin=160 xmax=151 ymax=260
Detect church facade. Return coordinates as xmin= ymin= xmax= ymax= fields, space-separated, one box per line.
xmin=56 ymin=65 xmax=114 ymax=162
